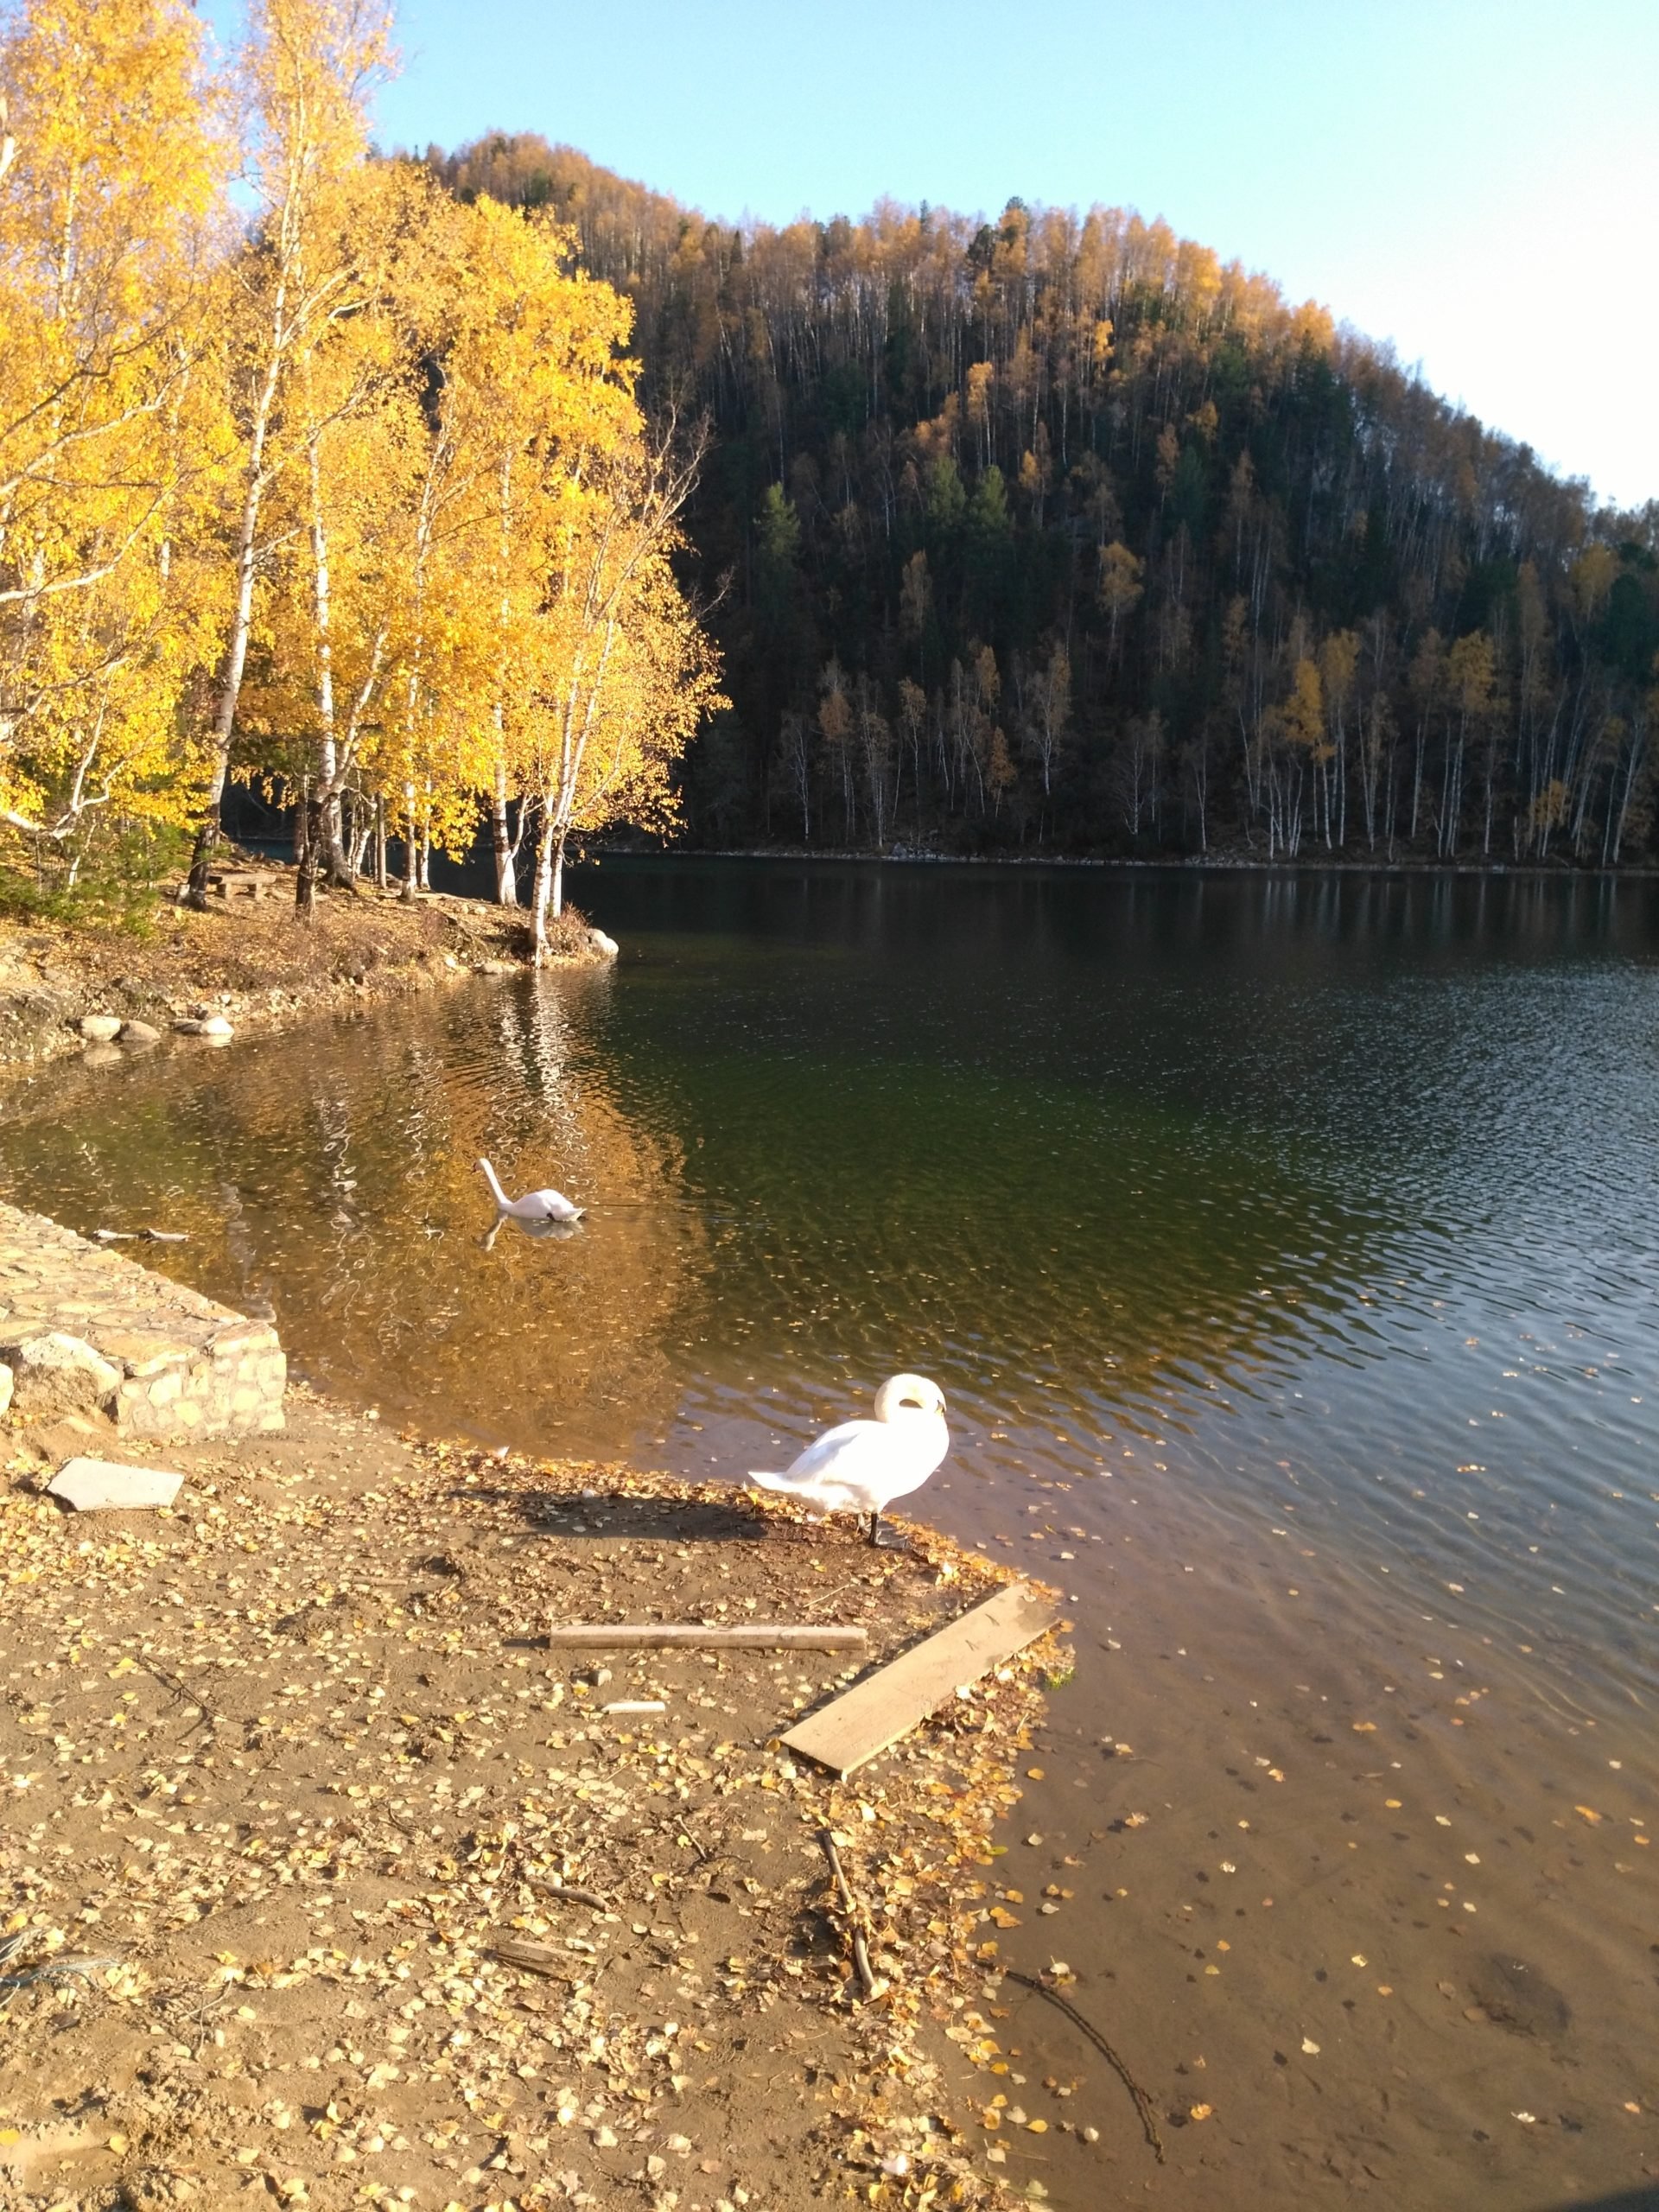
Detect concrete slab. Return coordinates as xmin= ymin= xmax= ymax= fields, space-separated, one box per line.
xmin=48 ymin=1456 xmax=184 ymax=1511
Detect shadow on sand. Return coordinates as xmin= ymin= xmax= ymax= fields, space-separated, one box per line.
xmin=458 ymin=1484 xmax=779 ymax=1546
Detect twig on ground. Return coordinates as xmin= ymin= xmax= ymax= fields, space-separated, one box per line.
xmin=523 ymin=1876 xmax=609 ymax=1911
xmin=0 ymin=1933 xmax=123 ymax=2014
xmin=817 ymin=1827 xmax=877 ymax=2001
xmin=139 ymin=1657 xmax=218 ymax=1736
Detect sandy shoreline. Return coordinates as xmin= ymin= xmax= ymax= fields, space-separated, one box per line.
xmin=7 ymin=1389 xmax=1654 ymax=2212
xmin=0 ymin=1384 xmax=1067 ymax=2211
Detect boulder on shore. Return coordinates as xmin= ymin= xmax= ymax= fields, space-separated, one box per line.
xmin=78 ymin=1014 xmax=123 ymax=1042
xmin=0 ymin=1331 xmax=122 ymax=1422
xmin=174 ymin=1014 xmax=233 ymax=1039
xmin=120 ymin=1019 xmax=162 ymax=1046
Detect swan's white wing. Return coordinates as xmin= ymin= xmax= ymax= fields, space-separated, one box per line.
xmin=780 ymin=1416 xmax=883 ymax=1486
xmin=518 ymin=1187 xmax=582 ymax=1221
xmin=752 ymin=1414 xmax=947 ymax=1514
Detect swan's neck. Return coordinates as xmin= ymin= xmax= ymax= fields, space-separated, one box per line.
xmin=874 ymin=1378 xmax=939 ymax=1424
xmin=480 ymin=1160 xmax=508 ymax=1208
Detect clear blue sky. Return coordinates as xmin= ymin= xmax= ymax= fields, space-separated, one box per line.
xmin=202 ymin=0 xmax=1659 ymax=511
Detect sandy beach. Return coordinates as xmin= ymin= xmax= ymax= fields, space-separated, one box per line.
xmin=0 ymin=1386 xmax=1066 ymax=2211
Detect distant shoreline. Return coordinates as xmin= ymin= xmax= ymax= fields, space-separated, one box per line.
xmin=595 ymin=843 xmax=1659 ymax=881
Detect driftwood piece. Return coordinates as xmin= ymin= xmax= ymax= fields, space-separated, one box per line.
xmin=540 ymin=1623 xmax=868 ymax=1651
xmin=489 ymin=1936 xmax=573 ymax=1980
xmin=782 ymin=1581 xmax=1059 ymax=1777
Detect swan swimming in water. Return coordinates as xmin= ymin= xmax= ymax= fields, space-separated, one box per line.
xmin=749 ymin=1373 xmax=949 ymax=1546
xmin=476 ymin=1157 xmax=584 ymax=1224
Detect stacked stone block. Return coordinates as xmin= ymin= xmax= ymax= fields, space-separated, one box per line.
xmin=0 ymin=1201 xmax=284 ymax=1440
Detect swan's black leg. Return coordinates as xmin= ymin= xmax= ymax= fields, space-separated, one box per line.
xmin=868 ymin=1512 xmax=910 ymax=1553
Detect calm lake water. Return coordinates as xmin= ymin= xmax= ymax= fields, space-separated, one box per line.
xmin=6 ymin=859 xmax=1659 ymax=2205
xmin=3 ymin=861 xmax=1657 ymax=1719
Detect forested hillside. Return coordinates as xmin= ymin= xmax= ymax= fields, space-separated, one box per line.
xmin=432 ymin=133 xmax=1659 ymax=864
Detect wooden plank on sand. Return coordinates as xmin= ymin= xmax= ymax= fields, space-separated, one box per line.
xmin=782 ymin=1582 xmax=1060 ymax=1777
xmin=542 ymin=1623 xmax=868 ymax=1651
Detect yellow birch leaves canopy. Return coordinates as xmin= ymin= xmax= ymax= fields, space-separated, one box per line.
xmin=0 ymin=0 xmax=721 ymax=879
xmin=0 ymin=0 xmax=228 ymax=840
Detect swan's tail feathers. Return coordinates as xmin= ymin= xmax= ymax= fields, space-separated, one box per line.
xmin=747 ymin=1471 xmax=790 ymax=1492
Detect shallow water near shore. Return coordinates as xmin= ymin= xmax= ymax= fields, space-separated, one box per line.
xmin=4 ymin=857 xmax=1658 ymax=2206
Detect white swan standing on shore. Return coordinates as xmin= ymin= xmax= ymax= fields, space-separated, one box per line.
xmin=749 ymin=1373 xmax=949 ymax=1546
xmin=476 ymin=1157 xmax=584 ymax=1224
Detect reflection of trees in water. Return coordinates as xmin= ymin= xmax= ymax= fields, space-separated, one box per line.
xmin=0 ymin=981 xmax=705 ymax=1456
xmin=488 ymin=969 xmax=598 ymax=1170
xmin=586 ymin=982 xmax=1402 ymax=1463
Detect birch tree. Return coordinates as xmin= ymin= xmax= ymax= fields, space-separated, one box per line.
xmin=183 ymin=0 xmax=393 ymax=903
xmin=517 ymin=417 xmax=721 ymax=954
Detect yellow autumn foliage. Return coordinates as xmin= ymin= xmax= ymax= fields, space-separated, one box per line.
xmin=0 ymin=0 xmax=721 ymax=914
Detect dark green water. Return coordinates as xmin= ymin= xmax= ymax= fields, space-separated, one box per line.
xmin=3 ymin=860 xmax=1657 ymax=1720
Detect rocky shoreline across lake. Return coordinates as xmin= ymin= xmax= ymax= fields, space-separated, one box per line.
xmin=0 ymin=855 xmax=616 ymax=1083
xmin=0 ymin=1229 xmax=1069 ymax=2212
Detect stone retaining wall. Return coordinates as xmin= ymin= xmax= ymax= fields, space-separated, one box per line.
xmin=0 ymin=1201 xmax=284 ymax=1440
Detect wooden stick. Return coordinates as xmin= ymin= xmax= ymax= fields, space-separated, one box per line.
xmin=540 ymin=1624 xmax=868 ymax=1651
xmin=817 ymin=1829 xmax=877 ymax=2001
xmin=522 ymin=1877 xmax=608 ymax=1910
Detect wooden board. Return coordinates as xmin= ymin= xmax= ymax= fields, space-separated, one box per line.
xmin=782 ymin=1582 xmax=1060 ymax=1777
xmin=542 ymin=1623 xmax=868 ymax=1651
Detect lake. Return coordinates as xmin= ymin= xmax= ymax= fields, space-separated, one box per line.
xmin=4 ymin=857 xmax=1656 ymax=2208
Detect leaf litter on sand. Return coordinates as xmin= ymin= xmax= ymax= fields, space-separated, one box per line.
xmin=0 ymin=1383 xmax=1066 ymax=2209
